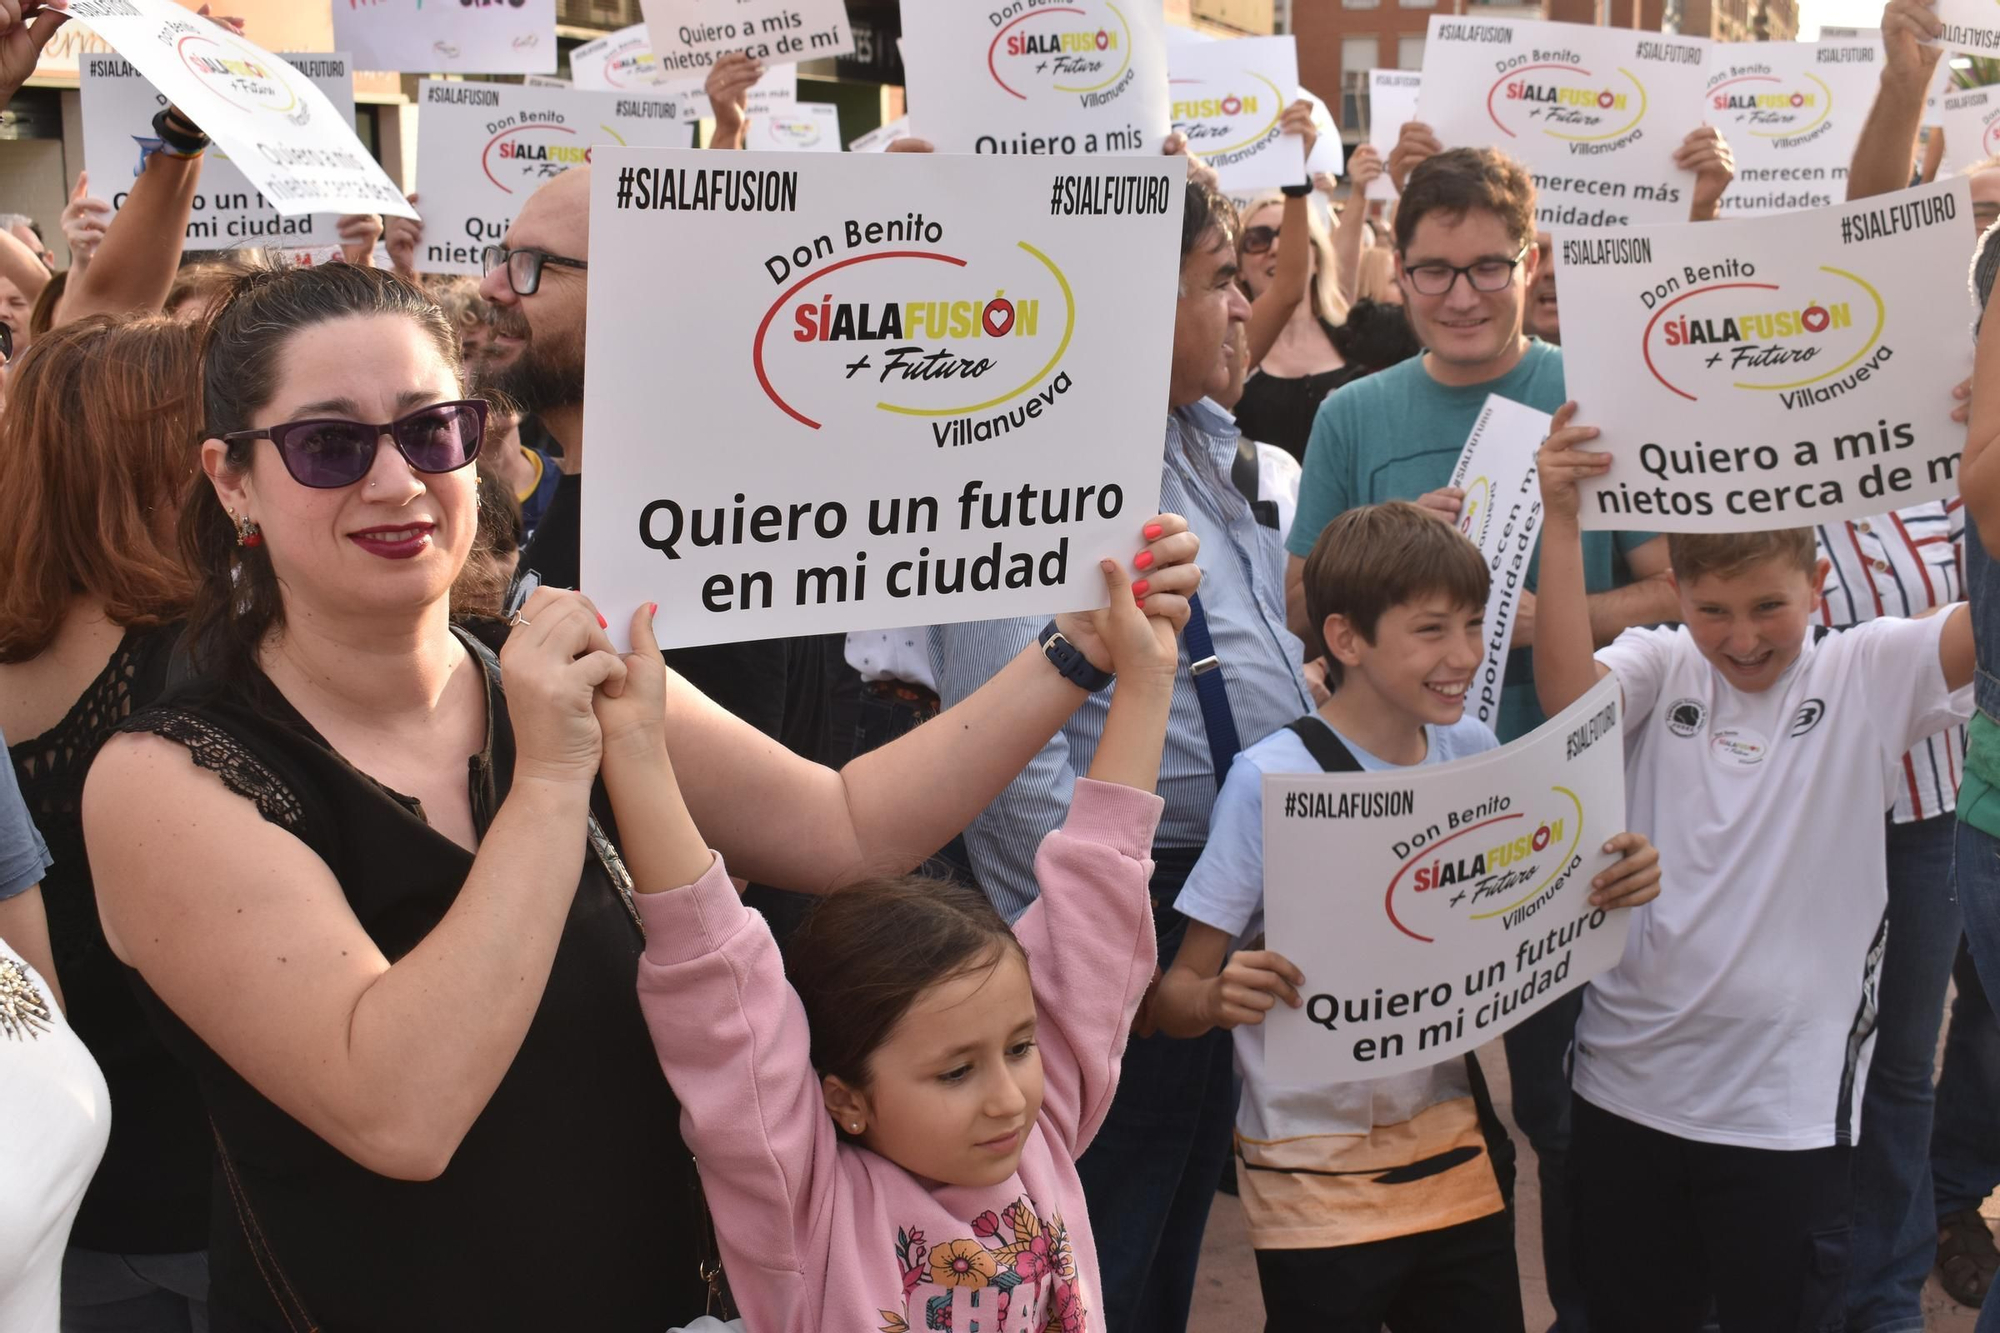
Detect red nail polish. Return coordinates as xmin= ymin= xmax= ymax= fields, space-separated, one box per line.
xmin=1135 ymin=550 xmax=1155 ymax=570
xmin=596 ymin=612 xmax=608 ymax=629
xmin=1144 ymin=523 xmax=1164 ymax=540
xmin=1132 ymin=580 xmax=1150 ymax=596
xmin=648 ymin=602 xmax=658 ymax=617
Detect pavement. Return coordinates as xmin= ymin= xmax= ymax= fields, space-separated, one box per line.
xmin=1188 ymin=1037 xmax=1996 ymax=1332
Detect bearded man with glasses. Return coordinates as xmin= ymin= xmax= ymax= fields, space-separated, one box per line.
xmin=1280 ymin=146 xmax=1680 ymax=1333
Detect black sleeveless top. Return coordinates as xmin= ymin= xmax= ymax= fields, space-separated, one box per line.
xmin=118 ymin=627 xmax=708 ymax=1331
xmin=1231 ymin=318 xmax=1363 ymax=463
xmin=9 ymin=621 xmax=212 ymax=1254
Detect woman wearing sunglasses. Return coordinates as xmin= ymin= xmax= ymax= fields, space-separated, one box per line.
xmin=80 ymin=262 xmax=1199 ymax=1331
xmin=1229 ymin=145 xmax=1400 ymax=464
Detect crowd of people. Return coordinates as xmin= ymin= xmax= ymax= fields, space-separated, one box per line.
xmin=1 ymin=0 xmax=2000 ymax=1330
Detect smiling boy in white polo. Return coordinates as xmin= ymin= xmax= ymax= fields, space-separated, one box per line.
xmin=1533 ymin=403 xmax=1976 ymax=1330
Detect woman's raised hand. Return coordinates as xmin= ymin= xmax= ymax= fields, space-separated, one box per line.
xmin=1053 ymin=514 xmax=1200 ymax=676
xmin=498 ymin=588 xmax=626 ymax=786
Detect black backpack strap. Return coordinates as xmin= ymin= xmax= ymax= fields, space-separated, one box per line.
xmin=1284 ymin=715 xmax=1364 ymax=773
xmin=1283 ymin=712 xmax=1518 ymax=1207
xmin=1232 ymin=436 xmax=1281 ymax=531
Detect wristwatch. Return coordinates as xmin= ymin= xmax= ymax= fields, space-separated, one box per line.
xmin=1038 ymin=621 xmax=1115 ymax=693
xmin=151 ymin=106 xmax=210 ymax=159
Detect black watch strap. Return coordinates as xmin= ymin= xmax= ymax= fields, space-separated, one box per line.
xmin=1281 ymin=181 xmax=1314 ymax=197
xmin=151 ymin=106 xmax=210 ymax=157
xmin=1038 ymin=620 xmax=1115 ymax=693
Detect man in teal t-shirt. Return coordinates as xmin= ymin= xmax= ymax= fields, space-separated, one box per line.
xmin=1284 ymin=150 xmax=1674 ymax=745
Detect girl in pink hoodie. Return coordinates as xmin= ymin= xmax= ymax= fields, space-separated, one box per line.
xmin=599 ymin=558 xmax=1183 ymax=1333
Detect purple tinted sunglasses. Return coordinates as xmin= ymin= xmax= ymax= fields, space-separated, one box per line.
xmin=225 ymin=399 xmax=488 ymax=490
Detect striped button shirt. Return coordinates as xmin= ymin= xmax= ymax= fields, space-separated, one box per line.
xmin=930 ymin=401 xmax=1315 ymax=920
xmin=1814 ymin=500 xmax=1966 ymax=822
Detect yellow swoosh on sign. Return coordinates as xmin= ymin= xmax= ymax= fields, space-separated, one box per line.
xmin=876 ymin=240 xmax=1077 ymax=419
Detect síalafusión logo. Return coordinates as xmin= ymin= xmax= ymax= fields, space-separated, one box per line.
xmin=1487 ymin=60 xmax=1647 ymax=144
xmin=1709 ymin=71 xmax=1833 ymax=142
xmin=1641 ymin=266 xmax=1884 ymax=402
xmin=599 ymin=36 xmax=659 ymax=89
xmin=1458 ymin=476 xmax=1494 ymax=546
xmin=754 ymin=238 xmax=1075 ymax=434
xmin=986 ymin=0 xmax=1133 ymax=102
xmin=762 ymin=116 xmax=824 ymax=149
xmin=1385 ymin=786 xmax=1585 ymax=942
xmin=1167 ymin=72 xmax=1284 ymax=155
xmin=483 ymin=121 xmax=624 ymax=193
xmin=177 ymin=31 xmax=304 ymax=122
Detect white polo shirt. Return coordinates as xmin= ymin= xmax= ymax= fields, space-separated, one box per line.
xmin=1574 ymin=615 xmax=1970 ymax=1150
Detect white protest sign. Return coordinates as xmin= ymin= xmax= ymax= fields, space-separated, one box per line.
xmin=1302 ymin=88 xmax=1344 ymax=179
xmin=1703 ymin=41 xmax=1881 ymax=216
xmin=581 ymin=148 xmax=1184 ymax=648
xmin=901 ymin=0 xmax=1169 ymax=156
xmin=1418 ymin=16 xmax=1709 ymax=226
xmin=62 ymin=1 xmax=414 ymax=220
xmin=1166 ymin=36 xmax=1305 ymax=192
xmin=1265 ymin=676 xmax=1629 ymax=1081
xmin=849 ymin=116 xmax=911 ymax=153
xmin=1938 ymin=86 xmax=2000 ymax=176
xmin=1369 ymin=69 xmax=1421 ymax=202
xmin=414 ymin=80 xmax=696 ymax=275
xmin=1559 ymin=179 xmax=1973 ymax=532
xmin=81 ymin=51 xmax=357 ymax=250
xmin=747 ymin=102 xmax=841 ymax=152
xmin=639 ymin=0 xmax=853 ymax=75
xmin=570 ymin=24 xmax=668 ymax=91
xmin=659 ymin=62 xmax=797 ymax=122
xmin=331 ymin=0 xmax=556 ymax=75
xmin=1933 ymin=0 xmax=2000 ymax=62
xmin=1448 ymin=396 xmax=1549 ymax=731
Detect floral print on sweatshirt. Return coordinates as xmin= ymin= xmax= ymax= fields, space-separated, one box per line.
xmin=879 ymin=1197 xmax=1086 ymax=1333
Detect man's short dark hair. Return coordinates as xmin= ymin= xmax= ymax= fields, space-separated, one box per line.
xmin=1394 ymin=148 xmax=1537 ymax=255
xmin=1181 ymin=177 xmax=1236 ymax=265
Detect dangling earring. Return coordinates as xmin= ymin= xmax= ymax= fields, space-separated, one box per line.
xmin=230 ymin=510 xmax=263 ymax=548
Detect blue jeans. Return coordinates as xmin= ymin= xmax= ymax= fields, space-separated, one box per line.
xmin=1074 ymin=854 xmax=1234 ymax=1333
xmin=1934 ymin=942 xmax=2000 ymax=1218
xmin=1847 ymin=812 xmax=1962 ymax=1333
xmin=1948 ymin=817 xmax=2000 ymax=1333
xmin=61 ymin=1248 xmax=209 ymax=1333
xmin=1503 ymin=987 xmax=1585 ymax=1333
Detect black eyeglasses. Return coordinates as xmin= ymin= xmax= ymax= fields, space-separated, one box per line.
xmin=1402 ymin=245 xmax=1533 ymax=297
xmin=480 ymin=245 xmax=588 ymax=296
xmin=225 ymin=399 xmax=488 ymax=490
xmin=1240 ymin=225 xmax=1279 ymax=255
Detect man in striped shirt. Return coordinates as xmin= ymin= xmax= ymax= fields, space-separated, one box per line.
xmin=1817 ymin=502 xmax=1983 ymax=1327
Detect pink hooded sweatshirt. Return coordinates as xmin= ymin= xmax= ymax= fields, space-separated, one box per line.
xmin=634 ymin=778 xmax=1162 ymax=1333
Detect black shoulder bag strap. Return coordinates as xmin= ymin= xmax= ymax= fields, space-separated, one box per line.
xmin=1280 ymin=715 xmax=1519 ymax=1207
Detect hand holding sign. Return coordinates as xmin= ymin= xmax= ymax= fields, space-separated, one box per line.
xmin=1054 ymin=515 xmax=1199 ymax=676
xmin=1674 ymin=126 xmax=1736 ymax=222
xmin=1887 ymin=0 xmax=1945 ymax=83
xmin=0 ymin=0 xmax=68 ymax=107
xmin=705 ymin=50 xmax=763 ymax=148
xmin=1534 ymin=402 xmax=1608 ymax=526
xmin=1590 ymin=831 xmax=1661 ymax=909
xmin=1388 ymin=121 xmax=1443 ymax=194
